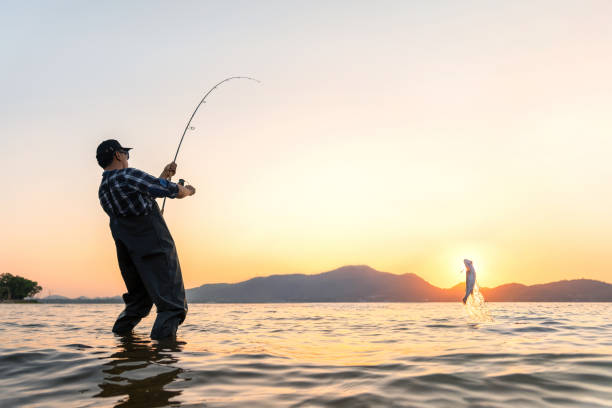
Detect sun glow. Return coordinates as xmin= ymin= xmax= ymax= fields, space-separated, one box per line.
xmin=442 ymin=245 xmax=491 ymax=286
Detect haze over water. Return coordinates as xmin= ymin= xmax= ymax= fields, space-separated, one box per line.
xmin=2 ymin=303 xmax=611 ymax=407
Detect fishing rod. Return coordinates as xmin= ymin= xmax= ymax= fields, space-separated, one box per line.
xmin=161 ymin=76 xmax=260 ymax=214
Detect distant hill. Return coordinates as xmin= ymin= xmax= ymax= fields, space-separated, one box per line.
xmin=481 ymin=279 xmax=612 ymax=302
xmin=39 ymin=295 xmax=122 ymax=304
xmin=186 ymin=265 xmax=612 ymax=302
xmin=44 ymin=295 xmax=70 ymax=300
xmin=39 ymin=265 xmax=612 ymax=303
xmin=187 ymin=266 xmax=445 ymax=302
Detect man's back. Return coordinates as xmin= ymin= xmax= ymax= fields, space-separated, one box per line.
xmin=99 ymin=168 xmax=178 ymax=217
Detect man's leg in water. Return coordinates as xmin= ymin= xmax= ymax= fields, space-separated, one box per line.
xmin=133 ymin=248 xmax=186 ymax=339
xmin=112 ymin=239 xmax=154 ymax=334
xmin=131 ymin=211 xmax=187 ymax=340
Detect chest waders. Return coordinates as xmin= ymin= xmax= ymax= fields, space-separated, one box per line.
xmin=109 ymin=201 xmax=187 ymax=340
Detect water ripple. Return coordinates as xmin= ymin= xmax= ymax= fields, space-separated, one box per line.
xmin=0 ymin=303 xmax=611 ymax=407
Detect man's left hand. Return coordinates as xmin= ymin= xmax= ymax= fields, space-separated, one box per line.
xmin=160 ymin=162 xmax=177 ymax=180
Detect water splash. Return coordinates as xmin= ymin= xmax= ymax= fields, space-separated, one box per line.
xmin=465 ymin=282 xmax=493 ymax=322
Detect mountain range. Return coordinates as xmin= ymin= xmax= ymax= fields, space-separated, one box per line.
xmin=39 ymin=265 xmax=612 ymax=303
xmin=185 ymin=265 xmax=612 ymax=302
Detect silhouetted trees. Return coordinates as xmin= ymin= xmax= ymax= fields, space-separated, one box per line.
xmin=0 ymin=273 xmax=42 ymax=300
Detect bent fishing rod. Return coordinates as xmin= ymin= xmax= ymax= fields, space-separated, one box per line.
xmin=161 ymin=76 xmax=260 ymax=214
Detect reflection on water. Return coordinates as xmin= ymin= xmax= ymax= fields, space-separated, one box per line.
xmin=95 ymin=335 xmax=184 ymax=407
xmin=1 ymin=303 xmax=612 ymax=407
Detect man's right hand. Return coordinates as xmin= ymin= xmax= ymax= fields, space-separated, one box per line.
xmin=177 ymin=184 xmax=196 ymax=198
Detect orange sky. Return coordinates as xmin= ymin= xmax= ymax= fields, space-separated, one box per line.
xmin=1 ymin=2 xmax=611 ymax=297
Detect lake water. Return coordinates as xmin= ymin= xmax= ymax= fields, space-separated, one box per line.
xmin=1 ymin=303 xmax=611 ymax=407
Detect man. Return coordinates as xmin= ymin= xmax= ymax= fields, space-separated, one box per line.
xmin=96 ymin=139 xmax=195 ymax=340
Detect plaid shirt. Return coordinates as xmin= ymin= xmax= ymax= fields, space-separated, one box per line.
xmin=99 ymin=168 xmax=179 ymax=217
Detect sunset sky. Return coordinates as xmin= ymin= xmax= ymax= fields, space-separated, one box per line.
xmin=1 ymin=1 xmax=611 ymax=297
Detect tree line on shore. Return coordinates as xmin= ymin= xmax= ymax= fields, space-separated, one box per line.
xmin=0 ymin=273 xmax=42 ymax=301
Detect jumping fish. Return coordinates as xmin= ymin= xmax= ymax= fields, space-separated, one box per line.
xmin=462 ymin=259 xmax=476 ymax=304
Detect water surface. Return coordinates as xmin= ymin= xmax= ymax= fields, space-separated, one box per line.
xmin=1 ymin=303 xmax=611 ymax=407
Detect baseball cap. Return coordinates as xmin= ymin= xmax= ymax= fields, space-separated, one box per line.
xmin=96 ymin=139 xmax=132 ymax=168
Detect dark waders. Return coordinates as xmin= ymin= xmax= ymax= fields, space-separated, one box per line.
xmin=110 ymin=203 xmax=187 ymax=339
